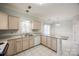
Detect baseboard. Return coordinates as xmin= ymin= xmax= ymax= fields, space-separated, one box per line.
xmin=12 ymin=44 xmax=41 ymax=56
xmin=40 ymin=43 xmax=57 ymax=53
xmin=11 ymin=43 xmax=56 ymax=56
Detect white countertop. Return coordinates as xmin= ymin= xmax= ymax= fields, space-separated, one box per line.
xmin=0 ymin=36 xmax=22 ymax=41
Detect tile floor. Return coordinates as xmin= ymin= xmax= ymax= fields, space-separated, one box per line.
xmin=15 ymin=45 xmax=57 ymax=56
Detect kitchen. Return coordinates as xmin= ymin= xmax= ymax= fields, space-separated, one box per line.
xmin=0 ymin=3 xmax=79 ymax=56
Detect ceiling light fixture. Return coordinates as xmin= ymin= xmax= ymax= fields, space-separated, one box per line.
xmin=37 ymin=3 xmax=45 ymax=5
xmin=26 ymin=5 xmax=32 ymax=13
xmin=26 ymin=10 xmax=29 ymax=13
xmin=39 ymin=3 xmax=44 ymax=5
xmin=28 ymin=5 xmax=31 ymax=9
xmin=56 ymin=24 xmax=60 ymax=26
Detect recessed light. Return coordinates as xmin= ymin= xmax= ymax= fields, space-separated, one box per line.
xmin=56 ymin=24 xmax=60 ymax=26
xmin=28 ymin=5 xmax=32 ymax=9
xmin=37 ymin=3 xmax=45 ymax=5
xmin=26 ymin=10 xmax=29 ymax=13
xmin=39 ymin=3 xmax=44 ymax=5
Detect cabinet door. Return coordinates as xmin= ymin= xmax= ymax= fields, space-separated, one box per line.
xmin=40 ymin=36 xmax=43 ymax=44
xmin=23 ymin=37 xmax=29 ymax=50
xmin=16 ymin=38 xmax=23 ymax=53
xmin=32 ymin=20 xmax=41 ymax=29
xmin=6 ymin=39 xmax=16 ymax=56
xmin=51 ymin=37 xmax=57 ymax=51
xmin=29 ymin=36 xmax=34 ymax=48
xmin=41 ymin=36 xmax=47 ymax=46
xmin=47 ymin=37 xmax=52 ymax=48
xmin=8 ymin=15 xmax=19 ymax=30
xmin=0 ymin=12 xmax=8 ymax=30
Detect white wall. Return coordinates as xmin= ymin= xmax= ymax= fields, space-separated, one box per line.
xmin=72 ymin=15 xmax=79 ymax=56
xmin=51 ymin=20 xmax=74 ymax=55
xmin=53 ymin=20 xmax=73 ymax=37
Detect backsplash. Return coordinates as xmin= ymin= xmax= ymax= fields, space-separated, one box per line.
xmin=0 ymin=30 xmax=20 ymax=36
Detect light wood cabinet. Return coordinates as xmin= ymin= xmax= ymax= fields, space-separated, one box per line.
xmin=41 ymin=36 xmax=47 ymax=46
xmin=29 ymin=36 xmax=34 ymax=48
xmin=23 ymin=37 xmax=29 ymax=50
xmin=32 ymin=20 xmax=41 ymax=30
xmin=6 ymin=35 xmax=35 ymax=56
xmin=0 ymin=12 xmax=19 ymax=30
xmin=41 ymin=35 xmax=57 ymax=52
xmin=8 ymin=15 xmax=19 ymax=30
xmin=0 ymin=12 xmax=8 ymax=30
xmin=16 ymin=38 xmax=23 ymax=53
xmin=6 ymin=39 xmax=16 ymax=56
xmin=47 ymin=37 xmax=52 ymax=48
xmin=51 ymin=37 xmax=57 ymax=51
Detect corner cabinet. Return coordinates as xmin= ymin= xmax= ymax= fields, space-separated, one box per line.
xmin=41 ymin=35 xmax=47 ymax=46
xmin=40 ymin=35 xmax=57 ymax=52
xmin=0 ymin=12 xmax=19 ymax=30
xmin=8 ymin=15 xmax=19 ymax=30
xmin=0 ymin=12 xmax=8 ymax=30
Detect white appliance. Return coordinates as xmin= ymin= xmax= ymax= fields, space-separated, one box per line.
xmin=34 ymin=35 xmax=40 ymax=46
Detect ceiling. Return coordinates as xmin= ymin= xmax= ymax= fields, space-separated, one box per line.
xmin=0 ymin=3 xmax=79 ymax=24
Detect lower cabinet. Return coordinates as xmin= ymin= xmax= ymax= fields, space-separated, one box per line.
xmin=47 ymin=37 xmax=52 ymax=48
xmin=6 ymin=35 xmax=57 ymax=56
xmin=6 ymin=39 xmax=16 ymax=56
xmin=51 ymin=37 xmax=57 ymax=51
xmin=29 ymin=36 xmax=34 ymax=48
xmin=23 ymin=37 xmax=29 ymax=50
xmin=41 ymin=36 xmax=47 ymax=46
xmin=16 ymin=38 xmax=23 ymax=53
xmin=6 ymin=36 xmax=35 ymax=56
xmin=41 ymin=36 xmax=57 ymax=52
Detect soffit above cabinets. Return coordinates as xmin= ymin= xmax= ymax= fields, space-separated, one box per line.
xmin=0 ymin=3 xmax=79 ymax=24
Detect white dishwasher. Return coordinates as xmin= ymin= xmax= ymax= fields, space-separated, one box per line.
xmin=34 ymin=35 xmax=40 ymax=46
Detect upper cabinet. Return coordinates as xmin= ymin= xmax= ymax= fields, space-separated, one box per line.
xmin=32 ymin=20 xmax=41 ymax=30
xmin=0 ymin=12 xmax=8 ymax=30
xmin=8 ymin=15 xmax=19 ymax=30
xmin=0 ymin=12 xmax=19 ymax=30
